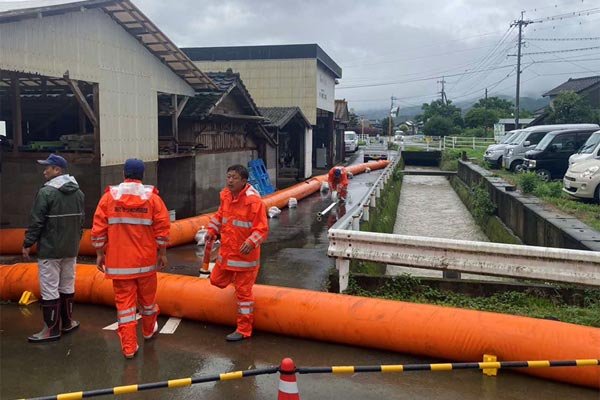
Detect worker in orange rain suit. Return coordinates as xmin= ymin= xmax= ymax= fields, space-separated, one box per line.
xmin=328 ymin=166 xmax=349 ymax=202
xmin=91 ymin=159 xmax=170 ymax=359
xmin=205 ymin=164 xmax=269 ymax=342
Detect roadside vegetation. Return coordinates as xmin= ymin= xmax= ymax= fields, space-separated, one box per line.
xmin=492 ymin=170 xmax=600 ymax=231
xmin=346 ymin=274 xmax=600 ymax=327
xmin=352 ymin=163 xmax=403 ymax=275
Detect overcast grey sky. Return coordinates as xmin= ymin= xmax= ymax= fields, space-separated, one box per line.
xmin=51 ymin=0 xmax=600 ymax=111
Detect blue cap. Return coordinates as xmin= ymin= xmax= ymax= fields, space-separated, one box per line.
xmin=124 ymin=158 xmax=145 ymax=176
xmin=37 ymin=154 xmax=67 ymax=169
xmin=334 ymin=168 xmax=342 ymax=177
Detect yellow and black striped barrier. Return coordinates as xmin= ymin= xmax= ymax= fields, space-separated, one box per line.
xmin=23 ymin=367 xmax=279 ymax=400
xmin=20 ymin=359 xmax=599 ymax=400
xmin=296 ymin=359 xmax=600 ymax=375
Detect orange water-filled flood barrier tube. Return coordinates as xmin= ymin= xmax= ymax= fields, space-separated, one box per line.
xmin=0 ymin=263 xmax=598 ymax=389
xmin=0 ymin=161 xmax=390 ymax=255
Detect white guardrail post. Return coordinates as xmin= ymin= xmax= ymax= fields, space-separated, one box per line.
xmin=327 ymin=229 xmax=600 ymax=288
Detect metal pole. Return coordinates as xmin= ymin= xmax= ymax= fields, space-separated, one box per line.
xmin=362 ymin=203 xmax=369 ymax=221
xmin=317 ymin=202 xmax=337 ymax=221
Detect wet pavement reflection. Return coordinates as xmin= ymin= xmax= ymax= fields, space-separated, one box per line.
xmin=2 ymin=152 xmax=596 ymax=399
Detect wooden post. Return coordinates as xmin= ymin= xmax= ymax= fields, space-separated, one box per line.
xmin=171 ymin=94 xmax=178 ymax=153
xmin=10 ymin=74 xmax=22 ymax=153
xmin=79 ymin=103 xmax=87 ymax=134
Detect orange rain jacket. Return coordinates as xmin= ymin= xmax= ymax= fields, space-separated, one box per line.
xmin=328 ymin=166 xmax=349 ymax=191
xmin=207 ymin=184 xmax=268 ymax=271
xmin=91 ymin=179 xmax=170 ymax=279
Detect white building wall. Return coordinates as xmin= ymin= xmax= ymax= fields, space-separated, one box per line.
xmin=193 ymin=59 xmax=319 ymax=124
xmin=316 ymin=63 xmax=335 ymax=113
xmin=0 ymin=9 xmax=195 ymax=166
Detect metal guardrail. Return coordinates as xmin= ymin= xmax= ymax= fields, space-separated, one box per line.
xmin=327 ymin=151 xmax=600 ymax=292
xmin=443 ymin=136 xmax=496 ymax=150
xmin=328 ymin=229 xmax=600 ymax=289
xmin=329 ymin=155 xmax=401 ymax=291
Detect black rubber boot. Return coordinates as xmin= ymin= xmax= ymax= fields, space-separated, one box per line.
xmin=60 ymin=292 xmax=80 ymax=333
xmin=28 ymin=299 xmax=61 ymax=343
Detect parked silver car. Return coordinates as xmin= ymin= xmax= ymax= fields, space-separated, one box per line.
xmin=483 ymin=130 xmax=522 ymax=168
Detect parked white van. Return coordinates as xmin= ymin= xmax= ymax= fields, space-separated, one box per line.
xmin=344 ymin=131 xmax=358 ymax=153
xmin=569 ymin=130 xmax=600 ymax=166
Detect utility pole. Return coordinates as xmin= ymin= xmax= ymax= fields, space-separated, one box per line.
xmin=511 ymin=12 xmax=533 ymax=128
xmin=389 ymin=96 xmax=398 ymax=142
xmin=485 ymin=88 xmax=489 ymax=135
xmin=437 ymin=77 xmax=447 ymax=105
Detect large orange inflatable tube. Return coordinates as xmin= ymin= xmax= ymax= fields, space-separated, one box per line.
xmin=1 ymin=263 xmax=598 ymax=389
xmin=0 ymin=161 xmax=390 ymax=255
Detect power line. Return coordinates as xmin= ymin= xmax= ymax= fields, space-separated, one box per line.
xmin=520 ymin=45 xmax=600 ymax=55
xmin=527 ymin=36 xmax=600 ymax=41
xmin=336 ymin=64 xmax=517 ymax=90
xmin=531 ymin=7 xmax=600 ymax=23
xmin=527 ymin=42 xmax=597 ymax=74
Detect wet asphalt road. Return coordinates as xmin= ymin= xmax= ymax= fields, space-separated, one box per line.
xmin=1 ymin=148 xmax=598 ymax=399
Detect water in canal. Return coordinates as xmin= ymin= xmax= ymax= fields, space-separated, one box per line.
xmin=386 ymin=169 xmax=493 ymax=279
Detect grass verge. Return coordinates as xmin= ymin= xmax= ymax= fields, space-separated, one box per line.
xmin=346 ymin=274 xmax=600 ymax=327
xmin=351 ymin=163 xmax=403 ymax=275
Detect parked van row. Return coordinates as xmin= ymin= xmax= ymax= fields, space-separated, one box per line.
xmin=484 ymin=123 xmax=600 ymax=202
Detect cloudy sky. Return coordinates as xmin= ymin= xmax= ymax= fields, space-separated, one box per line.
xmin=136 ymin=0 xmax=600 ymax=112
xmin=11 ymin=0 xmax=600 ymax=112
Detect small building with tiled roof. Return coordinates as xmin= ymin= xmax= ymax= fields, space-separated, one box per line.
xmin=543 ymin=75 xmax=600 ymax=109
xmin=259 ymin=107 xmax=312 ymax=181
xmin=0 ymin=0 xmax=216 ymax=227
xmin=334 ymin=99 xmax=350 ymax=158
xmin=156 ymin=69 xmax=277 ymax=216
xmin=181 ymin=44 xmax=343 ymax=169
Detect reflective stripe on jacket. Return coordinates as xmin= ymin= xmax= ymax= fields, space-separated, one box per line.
xmin=91 ymin=179 xmax=170 ymax=279
xmin=207 ymin=184 xmax=268 ymax=271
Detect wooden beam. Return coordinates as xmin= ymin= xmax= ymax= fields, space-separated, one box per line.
xmin=63 ymin=71 xmax=98 ymax=128
xmin=10 ymin=73 xmax=22 ymax=153
xmin=176 ymin=96 xmax=189 ymax=119
xmin=92 ymin=83 xmax=100 ymax=156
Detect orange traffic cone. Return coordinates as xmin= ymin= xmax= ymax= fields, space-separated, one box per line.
xmin=277 ymin=358 xmax=300 ymax=399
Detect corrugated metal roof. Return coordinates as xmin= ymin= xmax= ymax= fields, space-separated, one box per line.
xmin=0 ymin=0 xmax=217 ymax=91
xmin=543 ymin=75 xmax=600 ymax=97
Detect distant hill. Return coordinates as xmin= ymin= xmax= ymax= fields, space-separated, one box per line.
xmin=354 ymin=96 xmax=549 ymax=121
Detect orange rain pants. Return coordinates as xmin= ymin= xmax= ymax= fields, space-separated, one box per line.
xmin=112 ymin=275 xmax=159 ymax=356
xmin=210 ymin=266 xmax=259 ymax=337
